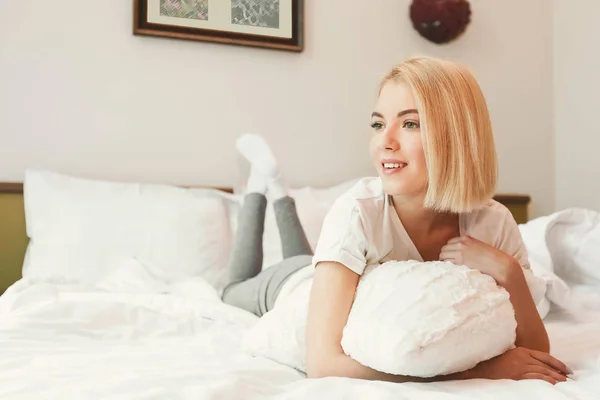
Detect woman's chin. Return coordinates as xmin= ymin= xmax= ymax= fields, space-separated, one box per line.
xmin=381 ymin=181 xmax=409 ymax=196
xmin=380 ymin=179 xmax=423 ymax=198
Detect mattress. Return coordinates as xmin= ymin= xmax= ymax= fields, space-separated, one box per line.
xmin=0 ymin=278 xmax=598 ymax=400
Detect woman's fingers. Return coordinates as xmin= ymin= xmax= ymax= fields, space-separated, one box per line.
xmin=522 ymin=372 xmax=558 ymax=385
xmin=446 ymin=236 xmax=475 ymax=245
xmin=446 ymin=237 xmax=463 ymax=244
xmin=439 ymin=250 xmax=460 ymax=261
xmin=525 ymin=364 xmax=567 ymax=383
xmin=441 ymin=242 xmax=463 ymax=251
xmin=529 ymin=350 xmax=571 ymax=376
xmin=440 ymin=241 xmax=463 ymax=254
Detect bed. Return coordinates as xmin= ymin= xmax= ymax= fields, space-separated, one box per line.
xmin=0 ymin=172 xmax=599 ymax=399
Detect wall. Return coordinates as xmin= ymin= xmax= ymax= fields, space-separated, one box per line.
xmin=554 ymin=0 xmax=600 ymax=211
xmin=0 ymin=0 xmax=554 ymax=217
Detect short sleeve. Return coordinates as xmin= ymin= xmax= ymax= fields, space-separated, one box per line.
xmin=312 ymin=198 xmax=368 ymax=275
xmin=496 ymin=208 xmax=531 ymax=270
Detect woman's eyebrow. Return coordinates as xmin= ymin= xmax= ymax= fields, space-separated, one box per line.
xmin=397 ymin=109 xmax=418 ymax=118
xmin=370 ymin=109 xmax=419 ymax=119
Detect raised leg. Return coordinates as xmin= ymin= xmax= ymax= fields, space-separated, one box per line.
xmin=273 ymin=196 xmax=313 ymax=258
xmin=225 ymin=193 xmax=267 ymax=285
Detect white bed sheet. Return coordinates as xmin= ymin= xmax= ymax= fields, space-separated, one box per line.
xmin=1 ymin=207 xmax=600 ymax=399
xmin=0 ymin=278 xmax=598 ymax=400
xmin=0 ymin=279 xmax=301 ymax=400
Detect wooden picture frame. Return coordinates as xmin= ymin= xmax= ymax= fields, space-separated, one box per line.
xmin=133 ymin=0 xmax=304 ymax=52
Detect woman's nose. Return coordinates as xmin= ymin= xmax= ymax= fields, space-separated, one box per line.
xmin=380 ymin=128 xmax=399 ymax=152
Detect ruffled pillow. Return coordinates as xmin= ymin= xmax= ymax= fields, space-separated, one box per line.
xmin=340 ymin=260 xmax=517 ymax=377
xmin=243 ymin=260 xmax=518 ymax=378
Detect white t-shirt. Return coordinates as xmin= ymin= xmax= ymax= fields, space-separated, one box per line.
xmin=274 ymin=177 xmax=531 ymax=309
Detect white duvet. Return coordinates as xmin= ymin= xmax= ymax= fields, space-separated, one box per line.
xmin=1 ymin=208 xmax=600 ymax=399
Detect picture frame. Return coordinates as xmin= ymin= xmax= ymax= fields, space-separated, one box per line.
xmin=133 ymin=0 xmax=303 ymax=52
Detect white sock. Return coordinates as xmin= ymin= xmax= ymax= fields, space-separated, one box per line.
xmin=236 ymin=133 xmax=288 ymax=198
xmin=245 ymin=168 xmax=268 ymax=194
xmin=236 ymin=133 xmax=278 ymax=178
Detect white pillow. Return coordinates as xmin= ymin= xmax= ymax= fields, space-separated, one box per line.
xmin=22 ymin=170 xmax=234 ymax=291
xmin=341 ymin=261 xmax=516 ymax=377
xmin=243 ymin=260 xmax=517 ymax=378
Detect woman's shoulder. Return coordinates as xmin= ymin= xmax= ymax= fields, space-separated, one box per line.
xmin=465 ymin=199 xmax=514 ymax=223
xmin=462 ymin=199 xmax=518 ymax=243
xmin=313 ymin=177 xmax=386 ymax=275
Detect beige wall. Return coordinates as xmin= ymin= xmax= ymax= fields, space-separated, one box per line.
xmin=554 ymin=0 xmax=600 ymax=211
xmin=0 ymin=0 xmax=554 ymax=217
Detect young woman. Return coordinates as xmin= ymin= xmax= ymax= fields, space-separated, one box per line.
xmin=305 ymin=56 xmax=570 ymax=384
xmin=223 ymin=57 xmax=571 ymax=385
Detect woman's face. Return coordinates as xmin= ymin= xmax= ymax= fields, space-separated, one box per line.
xmin=369 ymin=81 xmax=429 ymax=197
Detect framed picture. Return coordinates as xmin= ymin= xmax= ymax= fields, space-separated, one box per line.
xmin=133 ymin=0 xmax=303 ymax=52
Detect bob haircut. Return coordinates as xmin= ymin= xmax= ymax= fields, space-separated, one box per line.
xmin=379 ymin=56 xmax=498 ymax=213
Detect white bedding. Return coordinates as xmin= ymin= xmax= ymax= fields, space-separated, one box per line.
xmin=0 ymin=208 xmax=599 ymax=399
xmin=0 ymin=280 xmax=598 ymax=400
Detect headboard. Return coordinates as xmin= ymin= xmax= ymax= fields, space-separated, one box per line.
xmin=0 ymin=182 xmax=530 ymax=294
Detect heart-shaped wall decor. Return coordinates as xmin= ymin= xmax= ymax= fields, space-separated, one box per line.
xmin=410 ymin=0 xmax=472 ymax=44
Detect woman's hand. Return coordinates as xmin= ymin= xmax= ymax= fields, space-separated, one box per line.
xmin=439 ymin=235 xmax=519 ymax=286
xmin=470 ymin=347 xmax=571 ymax=385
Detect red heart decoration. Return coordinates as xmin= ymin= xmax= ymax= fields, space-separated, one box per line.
xmin=410 ymin=0 xmax=472 ymax=44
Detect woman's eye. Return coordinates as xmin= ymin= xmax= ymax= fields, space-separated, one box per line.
xmin=403 ymin=121 xmax=420 ymax=129
xmin=370 ymin=121 xmax=384 ymax=131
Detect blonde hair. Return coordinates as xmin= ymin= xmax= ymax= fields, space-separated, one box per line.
xmin=379 ymin=56 xmax=497 ymax=213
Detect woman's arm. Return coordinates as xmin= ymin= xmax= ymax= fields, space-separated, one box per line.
xmin=306 ymin=260 xmax=565 ymax=383
xmin=501 ymin=261 xmax=550 ymax=352
xmin=305 ymin=261 xmax=472 ymax=382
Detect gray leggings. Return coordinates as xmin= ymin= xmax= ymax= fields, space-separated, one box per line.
xmin=221 ymin=193 xmax=313 ymax=317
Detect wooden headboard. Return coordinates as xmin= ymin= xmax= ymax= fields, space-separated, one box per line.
xmin=0 ymin=182 xmax=530 ymax=294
